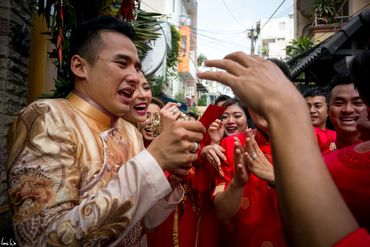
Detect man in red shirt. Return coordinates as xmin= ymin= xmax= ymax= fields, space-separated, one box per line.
xmin=304 ymin=87 xmax=337 ymax=154
xmin=327 ymin=71 xmax=366 ymax=149
xmin=324 ymin=52 xmax=370 ymax=245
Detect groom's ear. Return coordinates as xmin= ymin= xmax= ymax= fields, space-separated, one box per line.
xmin=70 ymin=55 xmax=88 ymax=79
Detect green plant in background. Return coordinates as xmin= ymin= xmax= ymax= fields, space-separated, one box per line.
xmin=285 ymin=36 xmax=314 ymax=60
xmin=313 ymin=0 xmax=343 ymax=24
xmin=197 ymin=95 xmax=207 ymax=106
xmin=162 ymin=24 xmax=180 ymax=89
xmin=167 ymin=25 xmax=179 ymax=70
xmin=260 ymin=47 xmax=269 ymax=58
xmin=147 ymin=75 xmax=167 ymax=97
xmin=37 ymin=0 xmax=162 ymax=98
xmin=175 ymin=90 xmax=185 ymax=103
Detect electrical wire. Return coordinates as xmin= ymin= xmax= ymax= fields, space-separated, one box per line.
xmin=174 ymin=23 xmax=248 ymax=48
xmin=275 ymin=4 xmax=295 ymax=18
xmin=140 ymin=1 xmax=247 ymax=49
xmin=260 ymin=0 xmax=286 ymax=31
xmin=221 ymin=0 xmax=245 ymax=28
xmin=191 ymin=27 xmax=246 ymax=35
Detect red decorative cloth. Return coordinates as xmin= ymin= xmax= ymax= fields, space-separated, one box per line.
xmin=325 ymin=141 xmax=370 ymax=230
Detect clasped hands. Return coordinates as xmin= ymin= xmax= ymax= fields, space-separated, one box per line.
xmin=147 ymin=102 xmax=205 ymax=188
xmin=232 ymin=128 xmax=275 ymax=187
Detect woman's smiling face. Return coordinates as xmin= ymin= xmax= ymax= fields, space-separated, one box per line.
xmin=221 ymin=103 xmax=248 ymax=136
xmin=125 ymin=72 xmax=152 ymax=123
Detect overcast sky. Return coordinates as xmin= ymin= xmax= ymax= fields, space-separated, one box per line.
xmin=197 ymin=0 xmax=293 ymax=60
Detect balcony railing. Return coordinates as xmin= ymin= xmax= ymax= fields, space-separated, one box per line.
xmin=313 ymin=14 xmax=350 ymax=26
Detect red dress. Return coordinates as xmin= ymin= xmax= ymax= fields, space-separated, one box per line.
xmin=324 ymin=141 xmax=370 ymax=230
xmin=194 ymin=132 xmax=222 ymax=247
xmin=147 ymin=168 xmax=200 ymax=247
xmin=215 ymin=131 xmax=286 ymax=247
xmin=314 ymin=127 xmax=336 ymax=155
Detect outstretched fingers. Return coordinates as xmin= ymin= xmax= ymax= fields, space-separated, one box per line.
xmin=224 ymin=52 xmax=263 ymax=68
xmin=197 ymin=58 xmax=246 ymax=87
xmin=197 ymin=70 xmax=236 ymax=88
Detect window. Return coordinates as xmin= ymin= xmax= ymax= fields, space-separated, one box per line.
xmin=186 ymin=86 xmax=194 ymax=97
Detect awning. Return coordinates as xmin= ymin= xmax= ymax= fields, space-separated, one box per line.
xmin=287 ymin=9 xmax=370 ymax=85
xmin=196 ymin=82 xmax=208 ymax=92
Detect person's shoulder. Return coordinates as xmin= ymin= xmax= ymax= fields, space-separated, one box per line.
xmin=325 ymin=128 xmax=336 ymax=136
xmin=15 ymin=98 xmax=70 ymax=120
xmin=315 ymin=128 xmax=336 ymax=142
xmin=324 ymin=141 xmax=370 ymax=167
xmin=21 ymin=98 xmax=69 ymax=113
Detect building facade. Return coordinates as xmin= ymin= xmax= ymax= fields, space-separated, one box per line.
xmin=294 ymin=0 xmax=370 ymax=42
xmin=258 ymin=15 xmax=294 ymax=59
xmin=141 ymin=0 xmax=198 ymax=105
xmin=289 ymin=1 xmax=370 ymax=85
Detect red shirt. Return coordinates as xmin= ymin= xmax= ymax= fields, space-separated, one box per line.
xmin=325 ymin=141 xmax=370 ymax=230
xmin=314 ymin=127 xmax=336 ymax=154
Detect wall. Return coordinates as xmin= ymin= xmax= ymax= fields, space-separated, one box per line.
xmin=294 ymin=0 xmax=314 ymax=39
xmin=0 ymin=0 xmax=35 ymax=237
xmin=27 ymin=15 xmax=56 ymax=102
xmin=349 ymin=0 xmax=370 ymax=15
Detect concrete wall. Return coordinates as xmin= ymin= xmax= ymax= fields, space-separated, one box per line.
xmin=294 ymin=0 xmax=314 ymax=39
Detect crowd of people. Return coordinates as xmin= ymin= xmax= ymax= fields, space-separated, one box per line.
xmin=5 ymin=16 xmax=370 ymax=246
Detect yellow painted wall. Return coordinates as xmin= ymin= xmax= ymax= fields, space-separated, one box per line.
xmin=28 ymin=15 xmax=56 ymax=103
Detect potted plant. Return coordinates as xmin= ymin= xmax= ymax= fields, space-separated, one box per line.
xmin=313 ymin=0 xmax=343 ymax=24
